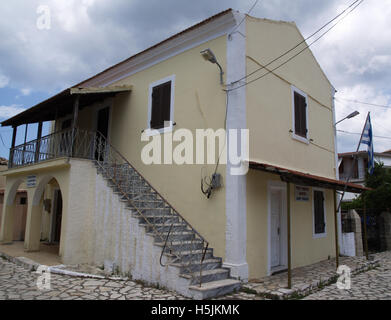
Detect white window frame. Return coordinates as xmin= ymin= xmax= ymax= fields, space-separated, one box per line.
xmin=312 ymin=188 xmax=327 ymax=239
xmin=291 ymin=85 xmax=309 ymax=144
xmin=145 ymin=75 xmax=176 ymax=136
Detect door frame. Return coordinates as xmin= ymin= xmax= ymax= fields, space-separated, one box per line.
xmin=267 ymin=180 xmax=288 ymax=275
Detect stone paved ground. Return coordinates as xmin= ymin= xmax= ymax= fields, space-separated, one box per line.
xmin=304 ymin=251 xmax=391 ymax=300
xmin=0 ymin=257 xmax=261 ymax=300
xmin=1 ymin=252 xmax=390 ymax=300
xmin=245 ymin=254 xmax=381 ymax=299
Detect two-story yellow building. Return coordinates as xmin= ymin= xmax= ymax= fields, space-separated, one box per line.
xmin=0 ymin=9 xmax=366 ymax=299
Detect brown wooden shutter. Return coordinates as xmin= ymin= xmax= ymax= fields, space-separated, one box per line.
xmin=150 ymin=81 xmax=171 ymax=129
xmin=294 ymin=92 xmax=307 ymax=138
xmin=314 ymin=191 xmax=325 ymax=234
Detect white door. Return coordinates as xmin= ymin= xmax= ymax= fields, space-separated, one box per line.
xmin=270 ymin=190 xmax=282 ymax=268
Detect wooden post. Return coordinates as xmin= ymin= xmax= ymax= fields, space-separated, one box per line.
xmin=22 ymin=124 xmax=28 ymax=165
xmin=287 ymin=182 xmax=292 ymax=289
xmin=333 ymin=189 xmax=339 ymax=269
xmin=71 ymin=95 xmax=80 ymax=157
xmin=35 ymin=122 xmax=43 ymax=163
xmin=9 ymin=126 xmax=17 ymax=167
xmin=363 ymin=197 xmax=369 ymax=260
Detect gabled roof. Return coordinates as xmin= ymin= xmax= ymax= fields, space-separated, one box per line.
xmin=1 ymin=9 xmax=234 ymax=127
xmin=76 ymin=8 xmax=233 ymax=87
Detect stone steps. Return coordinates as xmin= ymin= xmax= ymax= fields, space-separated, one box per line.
xmin=189 ymin=279 xmax=242 ymax=300
xmin=95 ymin=161 xmax=241 ymax=299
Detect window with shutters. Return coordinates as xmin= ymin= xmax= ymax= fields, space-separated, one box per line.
xmin=312 ymin=189 xmax=327 ymax=238
xmin=291 ymin=86 xmax=309 ymax=143
xmin=146 ymin=75 xmax=175 ymax=135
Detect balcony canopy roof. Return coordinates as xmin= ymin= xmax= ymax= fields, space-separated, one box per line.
xmin=249 ymin=161 xmax=369 ymax=193
xmin=1 ymin=86 xmax=132 ymax=127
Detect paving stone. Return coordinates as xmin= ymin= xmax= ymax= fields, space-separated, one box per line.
xmin=1 ymin=251 xmax=390 ymax=300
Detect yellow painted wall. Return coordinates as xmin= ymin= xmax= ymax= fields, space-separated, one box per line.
xmin=56 ymin=36 xmax=229 ymax=259
xmin=246 ymin=170 xmax=336 ymax=279
xmin=245 ymin=17 xmax=336 ymax=279
xmin=1 ymin=160 xmax=70 ymax=256
xmin=246 ymin=17 xmax=335 ymax=178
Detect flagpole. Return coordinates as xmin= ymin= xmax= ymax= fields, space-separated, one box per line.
xmin=337 ymin=112 xmax=370 ymax=211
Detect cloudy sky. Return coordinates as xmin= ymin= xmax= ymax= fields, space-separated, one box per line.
xmin=0 ymin=0 xmax=390 ymax=159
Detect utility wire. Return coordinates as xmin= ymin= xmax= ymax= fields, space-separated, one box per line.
xmin=228 ymin=0 xmax=364 ymax=92
xmin=337 ymin=130 xmax=391 ymax=140
xmin=229 ymin=0 xmax=261 ymax=36
xmin=336 ymin=97 xmax=391 ymax=109
xmin=335 ymin=98 xmax=391 ymax=136
xmin=232 ymin=0 xmax=362 ymax=85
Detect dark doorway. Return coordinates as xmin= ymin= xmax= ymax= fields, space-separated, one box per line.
xmin=95 ymin=107 xmax=110 ymax=161
xmin=53 ymin=189 xmax=62 ymax=243
xmin=97 ymin=107 xmax=110 ymax=138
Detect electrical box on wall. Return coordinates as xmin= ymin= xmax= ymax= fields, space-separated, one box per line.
xmin=211 ymin=173 xmax=222 ymax=189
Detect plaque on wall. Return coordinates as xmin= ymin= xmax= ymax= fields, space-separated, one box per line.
xmin=26 ymin=175 xmax=37 ymax=188
xmin=295 ymin=185 xmax=310 ymax=201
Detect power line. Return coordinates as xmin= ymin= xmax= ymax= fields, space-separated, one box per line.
xmin=337 ymin=130 xmax=391 ymax=140
xmin=227 ymin=0 xmax=364 ymax=92
xmin=229 ymin=0 xmax=261 ymax=36
xmin=231 ymin=0 xmax=362 ymax=85
xmin=336 ymin=97 xmax=391 ymax=109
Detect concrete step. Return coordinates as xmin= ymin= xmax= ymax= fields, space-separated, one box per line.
xmin=151 ymin=231 xmax=196 ymax=242
xmin=131 ymin=207 xmax=172 ymax=215
xmin=128 ymin=200 xmax=167 ymax=209
xmin=119 ymin=193 xmax=159 ymax=202
xmin=167 ymin=248 xmax=214 ymax=262
xmin=155 ymin=240 xmax=204 ymax=252
xmin=140 ymin=222 xmax=188 ymax=234
xmin=134 ymin=214 xmax=179 ymax=225
xmin=189 ymin=279 xmax=242 ymax=300
xmin=181 ymin=268 xmax=230 ymax=285
xmin=172 ymin=258 xmax=221 ymax=274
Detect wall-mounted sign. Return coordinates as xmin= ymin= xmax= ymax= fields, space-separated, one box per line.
xmin=26 ymin=175 xmax=37 ymax=188
xmin=295 ymin=185 xmax=310 ymax=201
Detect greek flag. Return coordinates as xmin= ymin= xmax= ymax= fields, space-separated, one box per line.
xmin=360 ymin=113 xmax=374 ymax=175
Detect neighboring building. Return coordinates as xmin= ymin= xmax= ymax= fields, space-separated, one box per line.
xmin=338 ymin=150 xmax=391 ymax=201
xmin=0 ymin=9 xmax=366 ymax=298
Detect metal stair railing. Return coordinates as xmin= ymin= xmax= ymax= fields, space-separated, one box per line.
xmin=8 ymin=127 xmax=211 ymax=287
xmin=93 ymin=131 xmax=210 ymax=287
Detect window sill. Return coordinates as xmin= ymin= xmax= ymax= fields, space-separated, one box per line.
xmin=144 ymin=125 xmax=174 ymax=137
xmin=313 ymin=233 xmax=327 ymax=239
xmin=291 ymin=133 xmax=310 ymax=145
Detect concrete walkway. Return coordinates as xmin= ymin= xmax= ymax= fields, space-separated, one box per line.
xmin=0 ymin=241 xmax=61 ymax=266
xmin=244 ymin=254 xmax=381 ymax=299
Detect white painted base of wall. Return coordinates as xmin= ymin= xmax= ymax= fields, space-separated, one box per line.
xmin=60 ymin=160 xmax=196 ymax=298
xmin=222 ymin=262 xmax=248 ymax=281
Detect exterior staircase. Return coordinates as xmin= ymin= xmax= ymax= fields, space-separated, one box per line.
xmin=94 ymin=133 xmax=241 ymax=299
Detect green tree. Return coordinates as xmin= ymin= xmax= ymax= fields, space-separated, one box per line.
xmin=343 ymin=162 xmax=391 ymax=214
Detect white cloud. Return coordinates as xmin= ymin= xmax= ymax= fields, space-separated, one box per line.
xmin=0 ymin=74 xmax=9 ymax=88
xmin=0 ymin=105 xmax=26 ymax=119
xmin=0 ymin=0 xmax=390 ymax=153
xmin=20 ymin=88 xmax=32 ymax=96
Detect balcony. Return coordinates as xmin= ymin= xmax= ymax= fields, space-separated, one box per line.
xmin=9 ymin=128 xmax=104 ymax=169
